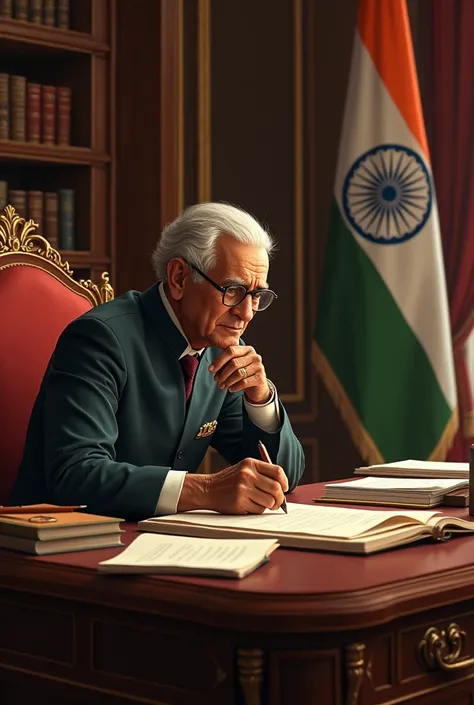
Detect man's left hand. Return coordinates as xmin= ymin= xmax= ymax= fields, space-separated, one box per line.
xmin=209 ymin=345 xmax=271 ymax=404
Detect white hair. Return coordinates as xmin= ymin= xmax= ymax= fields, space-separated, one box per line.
xmin=151 ymin=202 xmax=275 ymax=282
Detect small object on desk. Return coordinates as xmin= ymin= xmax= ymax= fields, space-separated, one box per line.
xmin=98 ymin=533 xmax=279 ymax=578
xmin=0 ymin=503 xmax=86 ymax=515
xmin=257 ymin=440 xmax=287 ymax=514
xmin=443 ymin=487 xmax=469 ymax=508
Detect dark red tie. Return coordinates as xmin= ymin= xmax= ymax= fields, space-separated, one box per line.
xmin=180 ymin=354 xmax=199 ymax=402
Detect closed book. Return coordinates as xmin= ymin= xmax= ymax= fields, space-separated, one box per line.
xmin=0 ymin=73 xmax=9 ymax=140
xmin=0 ymin=532 xmax=124 ymax=555
xmin=26 ymin=82 xmax=41 ymax=143
xmin=41 ymin=84 xmax=56 ymax=145
xmin=354 ymin=460 xmax=469 ymax=480
xmin=42 ymin=0 xmax=54 ymax=25
xmin=56 ymin=85 xmax=71 ymax=145
xmin=0 ymin=0 xmax=12 ymax=17
xmin=138 ymin=503 xmax=474 ymax=555
xmin=27 ymin=190 xmax=43 ymax=233
xmin=10 ymin=75 xmax=26 ymax=141
xmin=44 ymin=191 xmax=58 ymax=247
xmin=8 ymin=188 xmax=26 ymax=217
xmin=0 ymin=180 xmax=7 ymax=209
xmin=58 ymin=187 xmax=74 ymax=249
xmin=12 ymin=0 xmax=27 ymax=20
xmin=29 ymin=0 xmax=42 ymax=22
xmin=99 ymin=533 xmax=278 ymax=578
xmin=57 ymin=0 xmax=68 ymax=28
xmin=0 ymin=510 xmax=123 ymax=540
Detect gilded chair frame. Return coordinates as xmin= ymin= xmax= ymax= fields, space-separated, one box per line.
xmin=0 ymin=205 xmax=114 ymax=305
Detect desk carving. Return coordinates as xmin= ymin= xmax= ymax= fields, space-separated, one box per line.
xmin=345 ymin=642 xmax=365 ymax=705
xmin=419 ymin=622 xmax=474 ymax=672
xmin=237 ymin=648 xmax=263 ymax=705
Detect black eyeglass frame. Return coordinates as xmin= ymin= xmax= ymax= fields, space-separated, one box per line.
xmin=183 ymin=259 xmax=278 ymax=311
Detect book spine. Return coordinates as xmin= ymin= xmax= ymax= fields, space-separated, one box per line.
xmin=56 ymin=86 xmax=71 ymax=145
xmin=44 ymin=191 xmax=58 ymax=248
xmin=29 ymin=0 xmax=43 ymax=23
xmin=0 ymin=181 xmax=8 ymax=210
xmin=0 ymin=0 xmax=12 ymax=17
xmin=8 ymin=189 xmax=27 ymax=218
xmin=469 ymin=445 xmax=474 ymax=516
xmin=27 ymin=190 xmax=43 ymax=233
xmin=58 ymin=188 xmax=74 ymax=249
xmin=26 ymin=82 xmax=41 ymax=143
xmin=13 ymin=0 xmax=27 ymax=20
xmin=56 ymin=0 xmax=68 ymax=28
xmin=0 ymin=73 xmax=9 ymax=140
xmin=42 ymin=0 xmax=54 ymax=25
xmin=41 ymin=84 xmax=56 ymax=145
xmin=10 ymin=75 xmax=26 ymax=141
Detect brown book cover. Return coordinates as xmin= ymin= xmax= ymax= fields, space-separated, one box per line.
xmin=57 ymin=0 xmax=68 ymax=28
xmin=26 ymin=82 xmax=41 ymax=143
xmin=0 ymin=0 xmax=12 ymax=17
xmin=41 ymin=84 xmax=56 ymax=145
xmin=56 ymin=85 xmax=71 ymax=145
xmin=10 ymin=74 xmax=26 ymax=141
xmin=27 ymin=190 xmax=43 ymax=233
xmin=12 ymin=0 xmax=27 ymax=20
xmin=0 ymin=181 xmax=8 ymax=209
xmin=29 ymin=0 xmax=42 ymax=23
xmin=42 ymin=0 xmax=54 ymax=25
xmin=0 ymin=511 xmax=124 ymax=540
xmin=44 ymin=191 xmax=58 ymax=247
xmin=0 ymin=531 xmax=124 ymax=555
xmin=0 ymin=73 xmax=9 ymax=141
xmin=8 ymin=188 xmax=26 ymax=217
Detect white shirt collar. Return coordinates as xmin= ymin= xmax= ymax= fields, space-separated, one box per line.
xmin=158 ymin=282 xmax=205 ymax=359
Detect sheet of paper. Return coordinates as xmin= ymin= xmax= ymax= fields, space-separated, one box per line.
xmin=364 ymin=460 xmax=468 ymax=471
xmin=326 ymin=477 xmax=467 ymax=491
xmin=150 ymin=504 xmax=440 ymax=540
xmin=100 ymin=533 xmax=277 ymax=570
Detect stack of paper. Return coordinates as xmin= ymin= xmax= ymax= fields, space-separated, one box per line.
xmin=354 ymin=460 xmax=469 ymax=479
xmin=320 ymin=476 xmax=469 ymax=507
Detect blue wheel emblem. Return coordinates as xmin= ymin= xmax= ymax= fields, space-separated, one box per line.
xmin=342 ymin=144 xmax=432 ymax=244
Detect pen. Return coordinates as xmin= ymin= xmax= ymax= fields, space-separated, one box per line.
xmin=0 ymin=504 xmax=86 ymax=515
xmin=257 ymin=440 xmax=288 ymax=514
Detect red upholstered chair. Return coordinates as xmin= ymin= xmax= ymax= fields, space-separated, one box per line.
xmin=0 ymin=205 xmax=114 ymax=505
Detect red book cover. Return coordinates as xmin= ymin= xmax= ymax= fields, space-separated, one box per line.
xmin=56 ymin=86 xmax=71 ymax=145
xmin=0 ymin=74 xmax=9 ymax=141
xmin=44 ymin=192 xmax=58 ymax=248
xmin=10 ymin=75 xmax=26 ymax=141
xmin=27 ymin=190 xmax=44 ymax=234
xmin=26 ymin=83 xmax=41 ymax=143
xmin=41 ymin=84 xmax=56 ymax=145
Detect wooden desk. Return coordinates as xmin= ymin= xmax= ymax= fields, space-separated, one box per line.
xmin=2 ymin=483 xmax=474 ymax=705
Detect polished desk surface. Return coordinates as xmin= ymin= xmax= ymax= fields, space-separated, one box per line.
xmin=1 ymin=482 xmax=474 ymax=633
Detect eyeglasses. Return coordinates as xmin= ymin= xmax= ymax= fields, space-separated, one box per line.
xmin=184 ymin=260 xmax=277 ymax=311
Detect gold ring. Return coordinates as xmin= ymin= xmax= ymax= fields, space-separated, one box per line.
xmin=240 ymin=366 xmax=248 ymax=378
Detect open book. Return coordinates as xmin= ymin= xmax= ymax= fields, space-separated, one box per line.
xmin=98 ymin=533 xmax=279 ymax=578
xmin=355 ymin=459 xmax=469 ymax=479
xmin=138 ymin=504 xmax=474 ymax=555
xmin=318 ymin=476 xmax=469 ymax=508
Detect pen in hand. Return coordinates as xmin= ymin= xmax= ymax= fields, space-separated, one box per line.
xmin=257 ymin=440 xmax=288 ymax=514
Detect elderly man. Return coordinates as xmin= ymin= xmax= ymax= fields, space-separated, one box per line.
xmin=10 ymin=203 xmax=305 ymax=519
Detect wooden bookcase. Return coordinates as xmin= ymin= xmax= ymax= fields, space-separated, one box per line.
xmin=0 ymin=0 xmax=115 ymax=286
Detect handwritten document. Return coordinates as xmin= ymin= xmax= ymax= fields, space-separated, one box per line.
xmin=150 ymin=504 xmax=440 ymax=539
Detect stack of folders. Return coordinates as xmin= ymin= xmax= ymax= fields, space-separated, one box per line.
xmin=354 ymin=459 xmax=469 ymax=479
xmin=319 ymin=477 xmax=469 ymax=508
xmin=0 ymin=505 xmax=124 ymax=555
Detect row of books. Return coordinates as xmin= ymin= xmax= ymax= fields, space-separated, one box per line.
xmin=0 ymin=74 xmax=71 ymax=145
xmin=0 ymin=0 xmax=69 ymax=28
xmin=0 ymin=182 xmax=75 ymax=249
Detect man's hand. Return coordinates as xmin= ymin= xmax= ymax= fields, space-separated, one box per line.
xmin=209 ymin=345 xmax=271 ymax=404
xmin=177 ymin=458 xmax=289 ymax=514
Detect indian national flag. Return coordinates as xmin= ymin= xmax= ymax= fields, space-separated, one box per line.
xmin=313 ymin=0 xmax=458 ymax=464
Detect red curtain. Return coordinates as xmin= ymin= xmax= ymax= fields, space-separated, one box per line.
xmin=426 ymin=0 xmax=474 ymax=460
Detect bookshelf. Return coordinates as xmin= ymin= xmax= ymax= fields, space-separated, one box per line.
xmin=0 ymin=0 xmax=115 ymax=286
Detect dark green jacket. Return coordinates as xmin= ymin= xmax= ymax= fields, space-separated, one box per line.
xmin=10 ymin=285 xmax=305 ymax=519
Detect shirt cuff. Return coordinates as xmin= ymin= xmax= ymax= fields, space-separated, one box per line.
xmin=154 ymin=470 xmax=187 ymax=515
xmin=243 ymin=379 xmax=281 ymax=432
